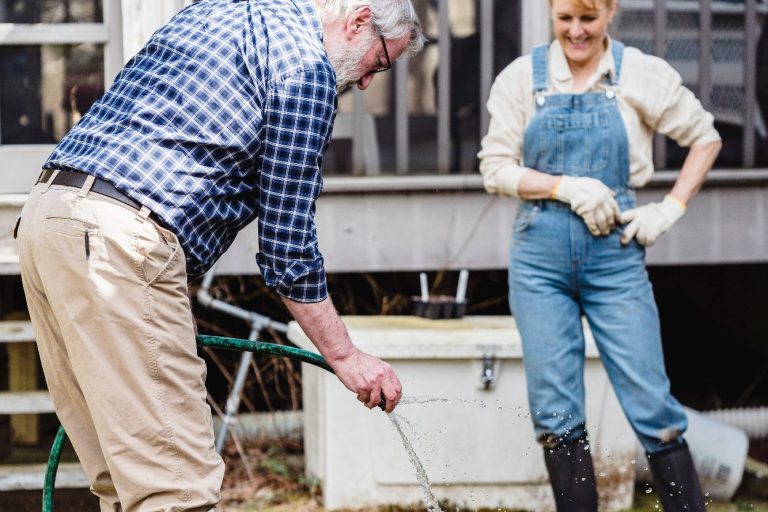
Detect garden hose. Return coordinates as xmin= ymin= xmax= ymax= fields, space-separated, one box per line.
xmin=42 ymin=334 xmax=335 ymax=512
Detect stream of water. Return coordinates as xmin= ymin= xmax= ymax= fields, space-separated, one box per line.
xmin=386 ymin=395 xmax=500 ymax=511
xmin=388 ymin=412 xmax=444 ymax=512
xmin=387 ymin=395 xmax=527 ymax=511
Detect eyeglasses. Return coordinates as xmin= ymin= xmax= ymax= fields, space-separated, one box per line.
xmin=369 ymin=35 xmax=392 ymax=74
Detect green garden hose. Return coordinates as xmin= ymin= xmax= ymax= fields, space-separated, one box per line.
xmin=42 ymin=334 xmax=334 ymax=512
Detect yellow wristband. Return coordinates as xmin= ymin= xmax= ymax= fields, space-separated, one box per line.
xmin=665 ymin=194 xmax=687 ymax=211
xmin=549 ymin=176 xmax=564 ymax=200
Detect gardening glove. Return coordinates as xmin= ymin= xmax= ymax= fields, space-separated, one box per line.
xmin=620 ymin=195 xmax=686 ymax=247
xmin=551 ymin=176 xmax=621 ymax=236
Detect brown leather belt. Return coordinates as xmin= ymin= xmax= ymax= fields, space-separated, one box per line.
xmin=38 ymin=168 xmax=142 ymax=211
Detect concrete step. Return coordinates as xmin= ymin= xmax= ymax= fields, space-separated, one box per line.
xmin=0 ymin=321 xmax=34 ymax=344
xmin=0 ymin=391 xmax=54 ymax=415
xmin=0 ymin=462 xmax=88 ymax=491
xmin=0 ymin=194 xmax=25 ymax=276
xmin=0 ymin=194 xmax=28 ymax=206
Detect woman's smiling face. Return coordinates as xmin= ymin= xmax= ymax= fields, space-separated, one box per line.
xmin=550 ymin=0 xmax=616 ymax=71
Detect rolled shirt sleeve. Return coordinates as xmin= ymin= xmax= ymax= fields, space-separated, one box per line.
xmin=256 ymin=68 xmax=337 ymax=302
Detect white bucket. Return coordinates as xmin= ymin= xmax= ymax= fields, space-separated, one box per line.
xmin=636 ymin=406 xmax=749 ymax=500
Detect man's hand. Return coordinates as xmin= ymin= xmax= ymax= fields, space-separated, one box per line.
xmin=552 ymin=176 xmax=621 ymax=236
xmin=327 ymin=348 xmax=402 ymax=412
xmin=281 ymin=296 xmax=403 ymax=413
xmin=620 ymin=195 xmax=686 ymax=246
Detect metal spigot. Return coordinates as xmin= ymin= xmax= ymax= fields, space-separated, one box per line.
xmin=480 ymin=354 xmax=496 ymax=390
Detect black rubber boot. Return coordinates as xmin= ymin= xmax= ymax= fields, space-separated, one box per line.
xmin=543 ymin=435 xmax=599 ymax=512
xmin=648 ymin=441 xmax=707 ymax=512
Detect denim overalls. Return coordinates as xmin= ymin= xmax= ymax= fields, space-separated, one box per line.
xmin=508 ymin=42 xmax=688 ymax=454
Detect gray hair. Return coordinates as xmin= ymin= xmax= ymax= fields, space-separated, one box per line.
xmin=316 ymin=0 xmax=426 ymax=58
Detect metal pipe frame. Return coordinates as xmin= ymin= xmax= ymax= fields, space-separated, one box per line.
xmin=744 ymin=0 xmax=758 ymax=167
xmin=395 ymin=58 xmax=409 ymax=174
xmin=653 ymin=0 xmax=668 ymax=169
xmin=479 ymin=0 xmax=493 ymax=139
xmin=436 ymin=0 xmax=451 ymax=173
xmin=699 ymin=0 xmax=713 ymax=112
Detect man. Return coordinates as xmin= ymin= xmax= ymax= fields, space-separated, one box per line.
xmin=15 ymin=0 xmax=424 ymax=509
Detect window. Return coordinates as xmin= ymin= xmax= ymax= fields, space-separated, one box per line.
xmin=0 ymin=0 xmax=123 ymax=192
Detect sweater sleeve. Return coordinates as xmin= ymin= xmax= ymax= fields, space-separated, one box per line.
xmin=637 ymin=53 xmax=721 ymax=147
xmin=477 ymin=56 xmax=532 ymax=198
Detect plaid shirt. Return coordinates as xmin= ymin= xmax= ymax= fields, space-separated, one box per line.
xmin=44 ymin=0 xmax=336 ymax=302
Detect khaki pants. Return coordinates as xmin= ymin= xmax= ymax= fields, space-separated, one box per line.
xmin=16 ymin=175 xmax=224 ymax=511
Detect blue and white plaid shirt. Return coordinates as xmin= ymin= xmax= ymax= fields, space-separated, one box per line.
xmin=44 ymin=0 xmax=337 ymax=302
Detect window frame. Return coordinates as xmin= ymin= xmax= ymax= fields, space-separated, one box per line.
xmin=0 ymin=0 xmax=123 ymax=192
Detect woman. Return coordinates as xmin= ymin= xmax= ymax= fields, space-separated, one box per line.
xmin=478 ymin=0 xmax=721 ymax=510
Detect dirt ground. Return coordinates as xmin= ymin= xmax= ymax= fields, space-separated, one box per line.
xmin=2 ymin=452 xmax=767 ymax=512
xmin=3 ymin=420 xmax=766 ymax=512
xmin=4 ymin=491 xmax=767 ymax=512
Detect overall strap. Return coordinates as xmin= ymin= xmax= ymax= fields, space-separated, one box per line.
xmin=531 ymin=43 xmax=550 ymax=93
xmin=610 ymin=41 xmax=625 ymax=85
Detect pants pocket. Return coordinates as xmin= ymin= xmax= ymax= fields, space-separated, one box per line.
xmin=43 ymin=216 xmax=99 ymax=237
xmin=136 ymin=223 xmax=180 ymax=286
xmin=42 ymin=216 xmax=100 ymax=261
xmin=513 ymin=204 xmax=540 ymax=233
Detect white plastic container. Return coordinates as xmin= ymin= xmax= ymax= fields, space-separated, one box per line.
xmin=290 ymin=316 xmax=637 ymax=511
xmin=635 ymin=407 xmax=749 ymax=500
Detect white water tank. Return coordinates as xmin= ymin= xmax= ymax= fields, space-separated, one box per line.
xmin=289 ymin=316 xmax=637 ymax=511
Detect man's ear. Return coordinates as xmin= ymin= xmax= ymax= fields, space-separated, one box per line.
xmin=344 ymin=6 xmax=373 ymax=40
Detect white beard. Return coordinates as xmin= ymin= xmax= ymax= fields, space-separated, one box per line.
xmin=327 ymin=32 xmax=375 ymax=94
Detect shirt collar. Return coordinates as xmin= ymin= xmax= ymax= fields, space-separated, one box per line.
xmin=549 ymin=36 xmax=616 ymax=89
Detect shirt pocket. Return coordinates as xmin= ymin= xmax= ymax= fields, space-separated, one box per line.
xmin=554 ymin=112 xmax=610 ymax=175
xmin=530 ymin=112 xmax=610 ymax=176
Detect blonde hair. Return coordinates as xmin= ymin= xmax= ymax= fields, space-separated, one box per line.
xmin=548 ymin=0 xmax=615 ymax=9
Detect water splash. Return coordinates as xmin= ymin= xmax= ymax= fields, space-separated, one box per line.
xmin=389 ymin=412 xmax=444 ymax=512
xmin=399 ymin=395 xmax=452 ymax=406
xmin=399 ymin=395 xmax=491 ymax=409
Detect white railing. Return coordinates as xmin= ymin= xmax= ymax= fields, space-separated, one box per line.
xmin=615 ymin=0 xmax=766 ymax=168
xmin=334 ymin=0 xmax=767 ymax=176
